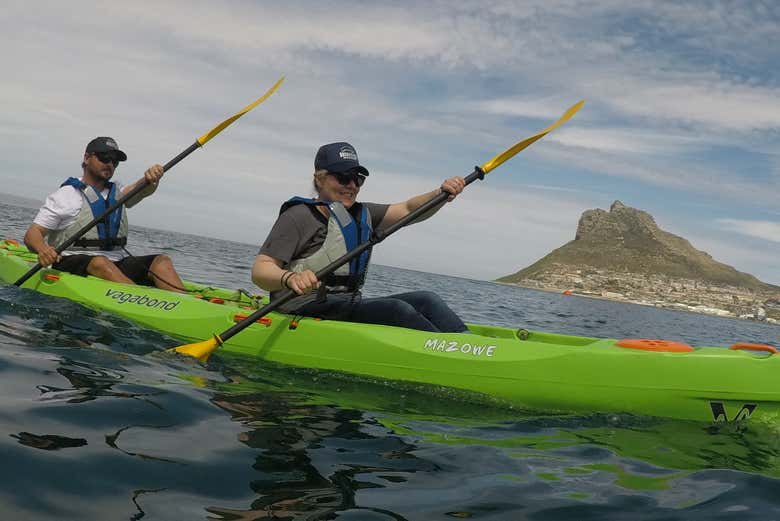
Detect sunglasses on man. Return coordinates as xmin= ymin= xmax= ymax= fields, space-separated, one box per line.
xmin=91 ymin=152 xmax=120 ymax=167
xmin=330 ymin=171 xmax=366 ymax=187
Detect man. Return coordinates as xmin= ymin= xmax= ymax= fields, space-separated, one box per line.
xmin=24 ymin=137 xmax=185 ymax=292
xmin=252 ymin=142 xmax=468 ymax=332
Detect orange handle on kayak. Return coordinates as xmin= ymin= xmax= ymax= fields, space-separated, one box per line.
xmin=729 ymin=343 xmax=778 ymax=354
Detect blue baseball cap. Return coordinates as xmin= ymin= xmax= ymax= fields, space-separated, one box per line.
xmin=314 ymin=142 xmax=369 ymax=176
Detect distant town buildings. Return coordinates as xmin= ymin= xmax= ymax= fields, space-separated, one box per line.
xmin=507 ymin=264 xmax=779 ymax=325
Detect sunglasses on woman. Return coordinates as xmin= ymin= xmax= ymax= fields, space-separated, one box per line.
xmin=330 ymin=171 xmax=366 ymax=187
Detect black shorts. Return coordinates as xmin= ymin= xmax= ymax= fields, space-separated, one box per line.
xmin=53 ymin=254 xmax=159 ymax=286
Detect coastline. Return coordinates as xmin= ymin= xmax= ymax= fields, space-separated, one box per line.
xmin=496 ymin=281 xmax=780 ymax=326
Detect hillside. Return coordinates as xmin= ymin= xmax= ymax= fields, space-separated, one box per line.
xmin=499 ymin=201 xmax=774 ymax=290
xmin=497 ymin=201 xmax=779 ymax=322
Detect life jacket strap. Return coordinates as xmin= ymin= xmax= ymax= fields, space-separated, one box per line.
xmin=73 ymin=236 xmax=128 ymax=250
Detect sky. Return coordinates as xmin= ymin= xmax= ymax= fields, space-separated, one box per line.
xmin=1 ymin=1 xmax=778 ymax=284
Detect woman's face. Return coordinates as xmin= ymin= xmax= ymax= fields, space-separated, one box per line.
xmin=316 ymin=171 xmax=365 ymax=208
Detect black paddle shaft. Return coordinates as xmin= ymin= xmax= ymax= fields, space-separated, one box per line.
xmin=14 ymin=142 xmax=201 ymax=287
xmin=215 ymin=166 xmax=486 ymax=344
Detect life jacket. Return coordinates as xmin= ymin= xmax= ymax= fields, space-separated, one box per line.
xmin=47 ymin=177 xmax=128 ymax=251
xmin=282 ymin=197 xmax=372 ymax=293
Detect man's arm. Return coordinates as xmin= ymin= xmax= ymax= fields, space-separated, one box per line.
xmin=24 ymin=223 xmax=59 ymax=266
xmin=122 ymin=164 xmax=164 ymax=208
xmin=377 ymin=176 xmax=465 ymax=230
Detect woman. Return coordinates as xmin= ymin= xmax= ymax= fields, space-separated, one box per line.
xmin=252 ymin=142 xmax=468 ymax=332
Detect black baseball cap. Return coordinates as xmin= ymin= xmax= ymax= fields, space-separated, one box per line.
xmin=85 ymin=137 xmax=127 ymax=162
xmin=314 ymin=142 xmax=369 ymax=176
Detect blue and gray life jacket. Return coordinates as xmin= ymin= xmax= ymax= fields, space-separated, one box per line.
xmin=47 ymin=177 xmax=128 ymax=251
xmin=281 ymin=197 xmax=372 ymax=294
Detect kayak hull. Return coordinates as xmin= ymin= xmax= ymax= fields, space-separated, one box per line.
xmin=2 ymin=240 xmax=779 ymax=424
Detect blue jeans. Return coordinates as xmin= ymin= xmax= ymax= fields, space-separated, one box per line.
xmin=296 ymin=291 xmax=468 ymax=333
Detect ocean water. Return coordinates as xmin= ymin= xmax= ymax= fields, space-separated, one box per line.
xmin=1 ymin=195 xmax=780 ymax=520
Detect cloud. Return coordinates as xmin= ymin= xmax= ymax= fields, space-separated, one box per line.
xmin=548 ymin=127 xmax=705 ymax=155
xmin=602 ymin=78 xmax=780 ymax=132
xmin=717 ymin=219 xmax=780 ymax=244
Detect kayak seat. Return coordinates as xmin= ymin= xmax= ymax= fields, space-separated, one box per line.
xmin=616 ymin=338 xmax=694 ymax=353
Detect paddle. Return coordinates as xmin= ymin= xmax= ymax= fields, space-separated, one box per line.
xmin=173 ymin=100 xmax=585 ymax=361
xmin=14 ymin=77 xmax=285 ymax=287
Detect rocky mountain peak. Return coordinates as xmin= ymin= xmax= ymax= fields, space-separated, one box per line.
xmin=499 ymin=201 xmax=776 ymax=291
xmin=575 ymin=200 xmax=657 ymax=244
xmin=610 ymin=200 xmax=626 ymax=211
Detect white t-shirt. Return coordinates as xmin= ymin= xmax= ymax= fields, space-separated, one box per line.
xmin=33 ymin=182 xmax=128 ymax=262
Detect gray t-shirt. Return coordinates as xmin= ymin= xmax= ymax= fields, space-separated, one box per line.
xmin=259 ymin=201 xmax=389 ymax=265
xmin=259 ymin=201 xmax=389 ymax=312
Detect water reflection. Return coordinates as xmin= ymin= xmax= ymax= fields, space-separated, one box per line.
xmin=202 ymin=356 xmax=780 ymax=520
xmin=207 ymin=388 xmax=431 ymax=520
xmin=11 ymin=431 xmax=87 ymax=450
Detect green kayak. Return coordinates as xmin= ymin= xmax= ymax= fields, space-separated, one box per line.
xmin=2 ymin=239 xmax=779 ymax=424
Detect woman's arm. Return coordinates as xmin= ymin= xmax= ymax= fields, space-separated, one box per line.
xmin=377 ymin=176 xmax=465 ymax=229
xmin=251 ymin=254 xmax=288 ymax=292
xmin=252 ymin=254 xmax=320 ymax=295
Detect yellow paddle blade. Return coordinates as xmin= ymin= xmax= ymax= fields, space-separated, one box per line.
xmin=480 ymin=100 xmax=584 ymax=174
xmin=171 ymin=335 xmax=223 ymax=362
xmin=177 ymin=374 xmax=209 ymax=388
xmin=196 ymin=76 xmax=285 ymax=146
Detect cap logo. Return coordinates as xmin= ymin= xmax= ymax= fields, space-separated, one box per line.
xmin=104 ymin=138 xmax=118 ymax=150
xmin=338 ymin=146 xmax=357 ymax=161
